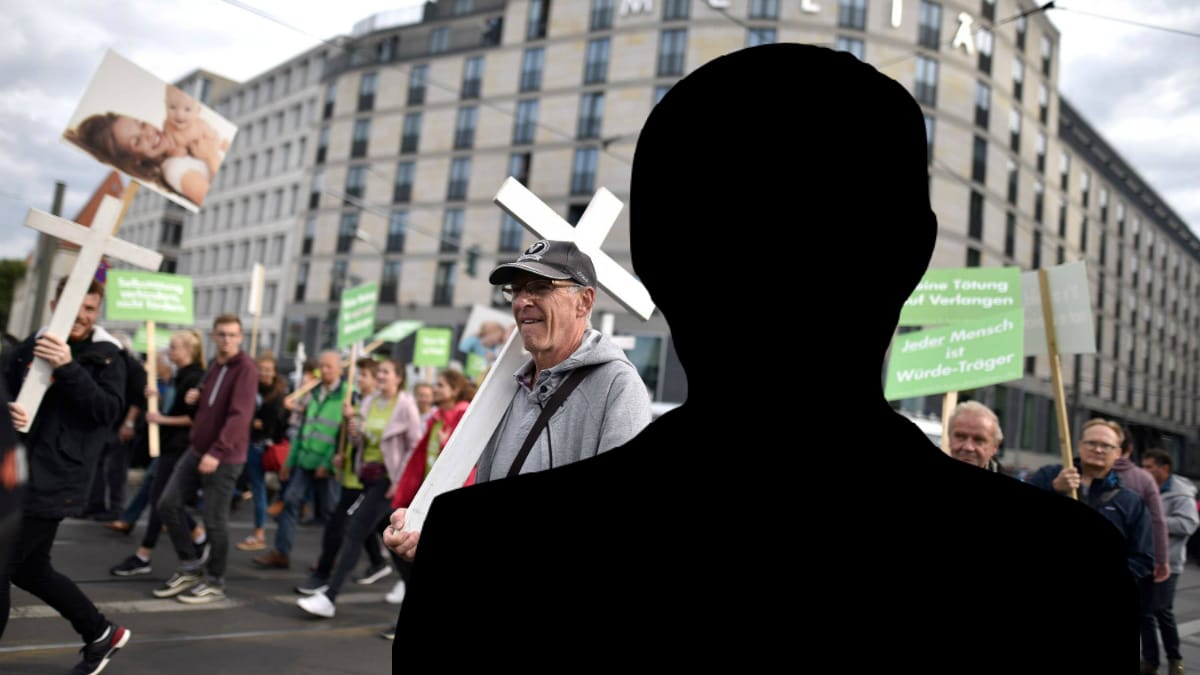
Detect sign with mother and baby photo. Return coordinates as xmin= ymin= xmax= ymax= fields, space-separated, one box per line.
xmin=62 ymin=49 xmax=237 ymax=212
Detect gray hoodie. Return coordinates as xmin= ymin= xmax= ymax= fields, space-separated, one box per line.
xmin=475 ymin=329 xmax=652 ymax=483
xmin=1162 ymin=473 xmax=1199 ymax=573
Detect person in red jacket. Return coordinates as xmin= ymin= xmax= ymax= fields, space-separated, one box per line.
xmin=153 ymin=314 xmax=257 ymax=604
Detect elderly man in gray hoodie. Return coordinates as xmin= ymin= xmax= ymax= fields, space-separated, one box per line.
xmin=1140 ymin=449 xmax=1198 ymax=675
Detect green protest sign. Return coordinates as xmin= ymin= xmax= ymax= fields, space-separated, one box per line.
xmin=885 ymin=309 xmax=1024 ymax=400
xmin=132 ymin=324 xmax=148 ymax=353
xmin=337 ymin=282 xmax=378 ymax=349
xmin=105 ymin=270 xmax=194 ymax=324
xmin=898 ymin=267 xmax=1022 ymax=326
xmin=464 ymin=352 xmax=486 ymax=379
xmin=372 ymin=320 xmax=424 ymax=343
xmin=413 ymin=328 xmax=453 ymax=368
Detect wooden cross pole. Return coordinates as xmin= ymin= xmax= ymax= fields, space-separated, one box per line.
xmin=284 ymin=340 xmax=384 ymax=409
xmin=15 ymin=194 xmax=163 ymax=432
xmin=1039 ymin=268 xmax=1077 ymax=500
xmin=248 ymin=263 xmax=265 ymax=358
xmin=402 ymin=177 xmax=656 ymax=532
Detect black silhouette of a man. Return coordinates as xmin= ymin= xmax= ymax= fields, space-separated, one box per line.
xmin=392 ymin=44 xmax=1135 ymax=671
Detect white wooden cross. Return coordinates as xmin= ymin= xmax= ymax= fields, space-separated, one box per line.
xmin=403 ymin=177 xmax=655 ymax=532
xmin=15 ymin=194 xmax=163 ymax=432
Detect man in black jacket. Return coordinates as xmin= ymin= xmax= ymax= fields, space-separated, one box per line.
xmin=1 ymin=277 xmax=132 ymax=674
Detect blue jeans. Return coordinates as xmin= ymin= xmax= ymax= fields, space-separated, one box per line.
xmin=246 ymin=443 xmax=268 ymax=529
xmin=1141 ymin=572 xmax=1181 ymax=665
xmin=119 ymin=457 xmax=157 ymax=524
xmin=274 ymin=467 xmax=337 ymax=557
xmin=158 ymin=452 xmax=244 ymax=579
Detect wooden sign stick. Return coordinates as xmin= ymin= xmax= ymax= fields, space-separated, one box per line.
xmin=1039 ymin=268 xmax=1077 ymax=500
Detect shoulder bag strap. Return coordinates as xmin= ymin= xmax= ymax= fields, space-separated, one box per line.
xmin=507 ymin=364 xmax=599 ymax=478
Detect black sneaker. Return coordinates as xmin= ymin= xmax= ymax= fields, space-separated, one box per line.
xmin=152 ymin=570 xmax=201 ymax=598
xmin=295 ymin=575 xmax=330 ymax=595
xmin=177 ymin=581 xmax=226 ymax=605
xmin=354 ymin=562 xmax=393 ymax=585
xmin=69 ymin=623 xmax=130 ymax=675
xmin=110 ymin=555 xmax=151 ymax=577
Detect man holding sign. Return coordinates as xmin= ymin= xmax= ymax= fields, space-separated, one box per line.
xmin=385 ymin=240 xmax=651 ymax=560
xmin=1 ymin=276 xmax=132 ymax=672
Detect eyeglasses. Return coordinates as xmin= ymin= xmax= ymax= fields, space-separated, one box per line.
xmin=1079 ymin=439 xmax=1119 ymax=452
xmin=501 ymin=279 xmax=581 ymax=302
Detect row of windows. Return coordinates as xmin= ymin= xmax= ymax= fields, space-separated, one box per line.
xmin=227 ymin=100 xmax=313 ymax=154
xmin=219 ymin=56 xmax=321 ymax=118
xmin=195 ymin=282 xmax=279 ymax=319
xmin=192 ymin=185 xmax=301 ymax=235
xmin=293 ymin=257 xmax=459 ymax=307
xmin=180 ymin=235 xmax=288 ymax=276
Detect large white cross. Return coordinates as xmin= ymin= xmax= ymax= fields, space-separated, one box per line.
xmin=15 ymin=194 xmax=163 ymax=432
xmin=403 ymin=177 xmax=654 ymax=531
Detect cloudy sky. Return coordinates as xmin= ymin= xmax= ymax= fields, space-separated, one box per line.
xmin=0 ymin=0 xmax=1197 ymax=261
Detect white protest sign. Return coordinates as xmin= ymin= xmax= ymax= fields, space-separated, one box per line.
xmin=1021 ymin=261 xmax=1096 ymax=356
xmin=15 ymin=195 xmax=162 ymax=432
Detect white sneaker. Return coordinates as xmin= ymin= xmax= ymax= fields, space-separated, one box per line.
xmin=385 ymin=579 xmax=406 ymax=605
xmin=297 ymin=591 xmax=336 ymax=618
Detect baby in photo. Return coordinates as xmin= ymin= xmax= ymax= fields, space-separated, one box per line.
xmin=163 ymin=85 xmax=228 ymax=158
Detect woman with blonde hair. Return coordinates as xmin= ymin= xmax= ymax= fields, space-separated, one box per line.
xmin=109 ymin=330 xmax=208 ymax=577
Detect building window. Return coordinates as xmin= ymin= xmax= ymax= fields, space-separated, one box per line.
xmin=966 ymin=247 xmax=981 ymax=267
xmin=835 ymin=36 xmax=864 ymax=61
xmin=590 ymin=0 xmax=614 ymax=31
xmin=351 ymin=118 xmax=370 ymax=158
xmin=336 ymin=213 xmax=358 ymax=253
xmin=981 ymin=0 xmax=995 ymax=22
xmin=1060 ymin=151 xmax=1071 ymax=191
xmin=483 ymin=17 xmax=503 ymax=46
xmin=577 ymin=92 xmax=604 ymax=139
xmin=1041 ymin=36 xmax=1053 ymax=76
xmin=513 ymin=99 xmax=539 ymax=145
xmin=323 ymin=82 xmax=336 ymax=119
xmin=433 ymin=261 xmax=458 ymax=307
xmin=1034 ymin=180 xmax=1044 ymax=223
xmin=440 ymin=209 xmax=464 ymax=253
xmin=1058 ymin=199 xmax=1068 ymax=237
xmin=971 ymin=137 xmax=988 ymax=184
xmin=527 ymin=0 xmax=549 ymax=40
xmin=918 ymin=1 xmax=941 ymax=50
xmin=387 ymin=210 xmax=407 ymax=252
xmin=977 ymin=28 xmax=993 ymax=74
xmin=1099 ymin=188 xmax=1109 ymax=222
xmin=662 ymin=0 xmax=689 ymax=21
xmin=309 ymin=168 xmax=324 ymax=209
xmin=1081 ymin=216 xmax=1089 ymax=253
xmin=393 ymin=162 xmax=414 ymax=203
xmin=509 ymin=152 xmax=532 ymax=185
xmin=654 ymin=85 xmax=671 ymax=106
xmin=329 ymin=260 xmax=348 ymax=301
xmin=1081 ymin=169 xmax=1091 ymax=207
xmin=358 ymin=72 xmax=377 ymax=112
xmin=454 ymin=106 xmax=478 ymax=149
xmin=500 ymin=213 xmax=523 ymax=252
xmin=377 ymin=36 xmax=397 ymax=63
xmin=923 ymin=114 xmax=935 ymax=164
xmin=914 ymin=56 xmax=938 ymax=107
xmin=462 ymin=56 xmax=484 ymax=99
xmin=294 ymin=262 xmax=308 ymax=301
xmin=1004 ymin=212 xmax=1016 ymax=259
xmin=747 ymin=28 xmax=777 ymax=47
xmin=401 ymin=112 xmax=421 ymax=153
xmin=302 ymin=214 xmax=316 ymax=254
xmin=1038 ymin=83 xmax=1049 ymax=125
xmin=408 ymin=64 xmax=428 ymax=105
xmin=344 ymin=166 xmax=366 ymax=203
xmin=1032 ymin=230 xmax=1042 ymax=268
xmin=380 ymin=261 xmax=401 ymax=303
xmin=1006 ymin=159 xmax=1018 ymax=205
xmin=571 ymin=147 xmax=599 ymax=195
xmin=520 ymin=47 xmax=545 ymax=91
xmin=448 ymin=157 xmax=471 ymax=200
xmin=968 ymin=191 xmax=984 ymax=240
xmin=973 ymin=81 xmax=991 ymax=130
xmin=430 ymin=27 xmax=450 ymax=54
xmin=657 ymin=29 xmax=687 ymax=77
xmin=1009 ymin=108 xmax=1022 ymax=152
xmin=1012 ymin=57 xmax=1025 ymax=101
xmin=1035 ymin=132 xmax=1046 ymax=173
xmin=750 ymin=0 xmax=780 ymax=20
xmin=453 ymin=0 xmax=473 ymax=15
xmin=584 ymin=38 xmax=610 ymax=84
xmin=1015 ymin=14 xmax=1027 ymax=51
xmin=566 ymin=203 xmax=587 ymax=225
xmin=837 ymin=0 xmax=867 ymax=30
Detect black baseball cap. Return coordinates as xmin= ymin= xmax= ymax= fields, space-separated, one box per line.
xmin=488 ymin=239 xmax=596 ymax=287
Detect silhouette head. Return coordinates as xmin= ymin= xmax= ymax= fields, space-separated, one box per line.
xmin=631 ymin=44 xmax=937 ymax=397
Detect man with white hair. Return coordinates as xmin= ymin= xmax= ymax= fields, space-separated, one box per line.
xmin=946 ymin=401 xmax=1003 ymax=472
